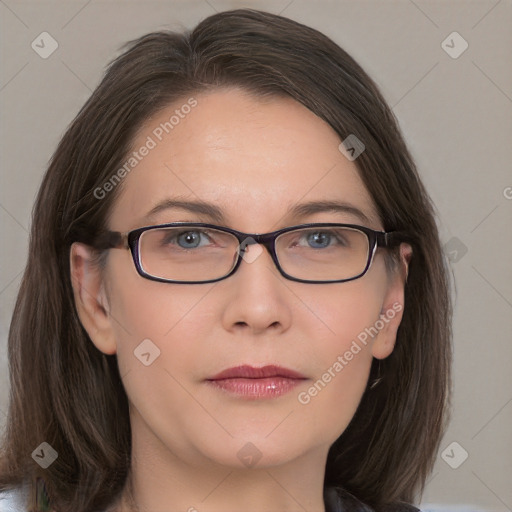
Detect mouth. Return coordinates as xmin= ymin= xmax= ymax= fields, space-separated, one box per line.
xmin=205 ymin=365 xmax=308 ymax=400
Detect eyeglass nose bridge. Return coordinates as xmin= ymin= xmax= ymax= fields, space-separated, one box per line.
xmin=238 ymin=232 xmax=275 ymax=248
xmin=236 ymin=232 xmax=281 ymax=269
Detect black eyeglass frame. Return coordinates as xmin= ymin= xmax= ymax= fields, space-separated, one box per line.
xmin=97 ymin=222 xmax=408 ymax=285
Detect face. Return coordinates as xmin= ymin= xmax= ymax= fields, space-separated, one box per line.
xmin=71 ymin=88 xmax=408 ymax=477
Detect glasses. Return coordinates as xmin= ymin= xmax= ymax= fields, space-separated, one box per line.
xmin=97 ymin=222 xmax=406 ymax=284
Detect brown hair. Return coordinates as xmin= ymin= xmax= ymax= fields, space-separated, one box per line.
xmin=0 ymin=9 xmax=452 ymax=511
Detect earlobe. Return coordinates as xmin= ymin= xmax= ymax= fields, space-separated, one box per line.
xmin=70 ymin=242 xmax=117 ymax=355
xmin=371 ymin=243 xmax=412 ymax=360
xmin=371 ymin=302 xmax=404 ymax=359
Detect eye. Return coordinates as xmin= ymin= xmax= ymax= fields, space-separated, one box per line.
xmin=306 ymin=231 xmax=333 ymax=249
xmin=163 ymin=230 xmax=212 ymax=249
xmin=296 ymin=229 xmax=349 ymax=249
xmin=153 ymin=228 xmax=235 ymax=251
xmin=177 ymin=230 xmax=206 ymax=248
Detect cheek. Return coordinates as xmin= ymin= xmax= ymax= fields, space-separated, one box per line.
xmin=300 ymin=268 xmax=388 ymax=351
xmin=297 ymin=350 xmax=372 ymax=447
xmin=104 ymin=254 xmax=218 ymax=379
xmin=293 ymin=274 xmax=387 ymax=439
xmin=106 ymin=274 xmax=219 ymax=447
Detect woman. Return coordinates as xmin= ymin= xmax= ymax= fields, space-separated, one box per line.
xmin=0 ymin=8 xmax=452 ymax=512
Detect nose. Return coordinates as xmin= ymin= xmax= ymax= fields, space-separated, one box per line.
xmin=220 ymin=242 xmax=292 ymax=335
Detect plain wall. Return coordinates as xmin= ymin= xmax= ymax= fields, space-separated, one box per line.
xmin=1 ymin=1 xmax=511 ymax=510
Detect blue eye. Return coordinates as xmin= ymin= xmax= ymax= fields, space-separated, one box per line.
xmin=307 ymin=231 xmax=332 ymax=248
xmin=299 ymin=230 xmax=349 ymax=249
xmin=157 ymin=230 xmax=212 ymax=250
xmin=176 ymin=231 xmax=204 ymax=248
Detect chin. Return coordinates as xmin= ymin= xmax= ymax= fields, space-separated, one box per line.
xmin=199 ymin=433 xmax=318 ymax=471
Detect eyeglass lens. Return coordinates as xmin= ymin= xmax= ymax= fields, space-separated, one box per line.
xmin=137 ymin=226 xmax=370 ymax=282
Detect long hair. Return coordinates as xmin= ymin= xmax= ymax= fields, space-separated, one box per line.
xmin=0 ymin=9 xmax=452 ymax=511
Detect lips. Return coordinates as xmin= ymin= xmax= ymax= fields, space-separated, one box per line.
xmin=208 ymin=364 xmax=306 ymax=381
xmin=206 ymin=365 xmax=307 ymax=399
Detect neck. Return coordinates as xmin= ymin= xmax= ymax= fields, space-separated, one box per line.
xmin=114 ymin=446 xmax=328 ymax=512
xmin=110 ymin=403 xmax=331 ymax=512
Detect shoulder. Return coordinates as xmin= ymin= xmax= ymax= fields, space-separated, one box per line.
xmin=324 ymin=486 xmax=420 ymax=512
xmin=379 ymin=504 xmax=421 ymax=512
xmin=0 ymin=484 xmax=110 ymax=512
xmin=0 ymin=485 xmax=29 ymax=512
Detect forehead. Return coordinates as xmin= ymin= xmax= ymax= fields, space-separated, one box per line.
xmin=109 ymin=87 xmax=381 ymax=231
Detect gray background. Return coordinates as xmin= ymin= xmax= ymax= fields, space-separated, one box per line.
xmin=1 ymin=1 xmax=511 ymax=510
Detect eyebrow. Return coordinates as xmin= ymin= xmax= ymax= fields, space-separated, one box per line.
xmin=145 ymin=198 xmax=225 ymax=223
xmin=144 ymin=198 xmax=372 ymax=225
xmin=287 ymin=200 xmax=372 ymax=224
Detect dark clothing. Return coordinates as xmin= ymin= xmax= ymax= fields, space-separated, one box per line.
xmin=325 ymin=486 xmax=420 ymax=512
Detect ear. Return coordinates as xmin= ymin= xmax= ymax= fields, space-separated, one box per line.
xmin=69 ymin=242 xmax=117 ymax=355
xmin=371 ymin=243 xmax=413 ymax=360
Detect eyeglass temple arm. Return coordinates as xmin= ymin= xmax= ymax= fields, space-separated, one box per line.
xmin=378 ymin=231 xmax=412 ymax=248
xmin=93 ymin=230 xmax=127 ymax=250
